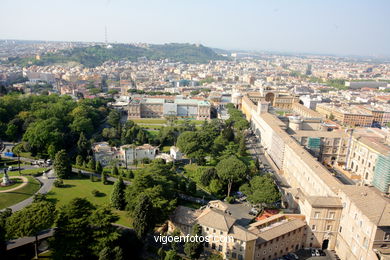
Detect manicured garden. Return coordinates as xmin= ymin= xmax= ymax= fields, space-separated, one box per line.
xmin=46 ymin=175 xmax=132 ymax=227
xmin=0 ymin=176 xmax=41 ymax=209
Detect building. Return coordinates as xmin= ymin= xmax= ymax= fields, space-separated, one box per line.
xmin=128 ymin=97 xmax=211 ymax=120
xmin=316 ymin=104 xmax=374 ymax=127
xmin=292 ymin=130 xmax=348 ymax=166
xmin=168 ymin=200 xmax=308 ymax=260
xmin=346 ymin=128 xmax=390 ymax=193
xmin=238 ymin=95 xmax=390 ymax=260
xmin=120 ymin=144 xmax=158 ymax=166
xmin=170 ymin=146 xmax=183 ymax=160
xmin=248 ymin=214 xmax=306 ymax=260
xmin=92 ymin=142 xmax=158 ymax=166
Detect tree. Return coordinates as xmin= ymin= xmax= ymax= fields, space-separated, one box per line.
xmin=239 ymin=175 xmax=281 ymax=206
xmin=77 ymin=132 xmax=90 ymax=157
xmin=187 ymin=180 xmax=197 ymax=195
xmin=238 ymin=136 xmax=247 ymax=156
xmin=88 ymin=157 xmax=96 ymax=171
xmin=209 ymin=179 xmax=224 ymax=196
xmin=107 ymin=110 xmax=120 ymax=129
xmin=157 ymin=247 xmax=166 ymax=260
xmin=96 ymin=161 xmax=103 ymax=174
xmin=216 ymin=156 xmax=247 ymax=197
xmin=132 ymin=195 xmax=155 ymax=239
xmin=0 ymin=208 xmax=12 ymax=256
xmin=6 ymin=201 xmax=55 ymax=259
xmin=136 ymin=129 xmax=148 ymax=145
xmin=164 ymin=250 xmax=178 ymax=260
xmin=111 ymin=177 xmax=126 ymax=210
xmin=51 ymin=198 xmax=95 ymax=259
xmin=111 ymin=165 xmax=119 ymax=176
xmin=13 ymin=144 xmax=23 ymax=176
xmin=76 ymin=155 xmax=84 ymax=166
xmin=200 ymin=168 xmax=217 ymax=186
xmin=54 ymin=150 xmax=71 ymax=179
xmin=101 ymin=172 xmax=107 ymax=184
xmin=176 ymin=131 xmax=199 ymax=162
xmin=184 ymin=224 xmax=203 ymax=259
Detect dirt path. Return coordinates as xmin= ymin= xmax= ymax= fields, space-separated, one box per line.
xmin=0 ymin=176 xmax=28 ymax=193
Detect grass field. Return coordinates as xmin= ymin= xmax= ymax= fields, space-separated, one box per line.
xmin=0 ymin=176 xmax=41 ymax=209
xmin=46 ymin=176 xmax=132 ymax=227
xmin=138 ymin=124 xmax=164 ymax=130
xmin=131 ymin=118 xmax=167 ymax=124
xmin=146 ymin=130 xmax=159 ymax=139
xmin=0 ymin=178 xmax=23 ymax=191
xmin=20 ymin=167 xmax=48 ymax=176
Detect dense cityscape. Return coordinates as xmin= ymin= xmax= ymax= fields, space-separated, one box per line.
xmin=2 ymin=0 xmax=390 ymax=257
xmin=0 ymin=38 xmax=389 ymax=260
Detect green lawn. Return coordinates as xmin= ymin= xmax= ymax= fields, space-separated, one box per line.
xmin=176 ymin=119 xmax=205 ymax=125
xmin=131 ymin=118 xmax=167 ymax=124
xmin=146 ymin=130 xmax=159 ymax=139
xmin=0 ymin=176 xmax=41 ymax=209
xmin=138 ymin=124 xmax=164 ymax=130
xmin=46 ymin=176 xmax=132 ymax=227
xmin=0 ymin=178 xmax=23 ymax=190
xmin=20 ymin=167 xmax=47 ymax=176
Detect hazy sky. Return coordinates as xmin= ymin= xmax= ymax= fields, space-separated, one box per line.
xmin=1 ymin=0 xmax=389 ymax=56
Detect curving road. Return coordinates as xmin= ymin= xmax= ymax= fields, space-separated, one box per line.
xmin=1 ymin=169 xmax=56 ymax=212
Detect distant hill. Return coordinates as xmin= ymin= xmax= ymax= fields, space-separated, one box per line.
xmin=9 ymin=43 xmax=229 ymax=67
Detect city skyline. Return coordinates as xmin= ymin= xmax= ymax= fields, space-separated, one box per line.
xmin=1 ymin=0 xmax=390 ymax=57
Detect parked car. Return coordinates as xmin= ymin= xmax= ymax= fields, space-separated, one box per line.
xmin=315 ymin=249 xmax=320 ymax=257
xmin=311 ymin=249 xmax=316 ymax=257
xmin=318 ymin=249 xmax=326 ymax=256
xmin=8 ymin=166 xmax=16 ymax=171
xmin=287 ymin=253 xmax=299 ymax=260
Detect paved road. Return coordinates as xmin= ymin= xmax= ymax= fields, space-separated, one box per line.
xmin=2 ymin=169 xmax=56 ymax=212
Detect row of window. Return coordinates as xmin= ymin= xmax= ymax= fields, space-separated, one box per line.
xmin=257 ymin=228 xmax=302 ymax=249
xmin=205 ymin=243 xmax=243 ymax=260
xmin=311 ymin=224 xmax=332 ymax=231
xmin=314 ymin=211 xmax=335 ymax=219
xmin=257 ymin=244 xmax=301 ymax=260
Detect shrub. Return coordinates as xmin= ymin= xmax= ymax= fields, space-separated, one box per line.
xmin=54 ymin=179 xmax=64 ymax=188
xmin=91 ymin=189 xmax=99 ymax=197
xmin=225 ymin=196 xmax=235 ymax=204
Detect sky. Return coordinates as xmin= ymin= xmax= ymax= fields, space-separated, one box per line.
xmin=1 ymin=0 xmax=389 ymax=56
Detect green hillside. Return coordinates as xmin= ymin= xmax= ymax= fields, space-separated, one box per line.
xmin=9 ymin=43 xmax=228 ymax=67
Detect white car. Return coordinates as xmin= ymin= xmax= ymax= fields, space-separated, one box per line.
xmin=311 ymin=249 xmax=316 ymax=257
xmin=315 ymin=249 xmax=320 ymax=257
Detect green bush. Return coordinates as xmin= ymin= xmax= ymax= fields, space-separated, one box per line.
xmin=54 ymin=179 xmax=64 ymax=188
xmin=91 ymin=189 xmax=99 ymax=197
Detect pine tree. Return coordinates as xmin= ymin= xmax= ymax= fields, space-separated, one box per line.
xmin=101 ymin=172 xmax=107 ymax=184
xmin=76 ymin=155 xmax=84 ymax=166
xmin=111 ymin=177 xmax=126 ymax=210
xmin=96 ymin=161 xmax=103 ymax=175
xmin=132 ymin=195 xmax=155 ymax=239
xmin=184 ymin=224 xmax=204 ymax=259
xmin=77 ymin=132 xmax=90 ymax=157
xmin=54 ymin=150 xmax=71 ymax=179
xmin=88 ymin=158 xmax=96 ymax=171
xmin=111 ymin=166 xmax=119 ymax=176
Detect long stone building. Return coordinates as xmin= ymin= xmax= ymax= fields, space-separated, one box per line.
xmin=238 ymin=94 xmax=390 ymax=260
xmin=128 ymin=97 xmax=211 ymax=120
